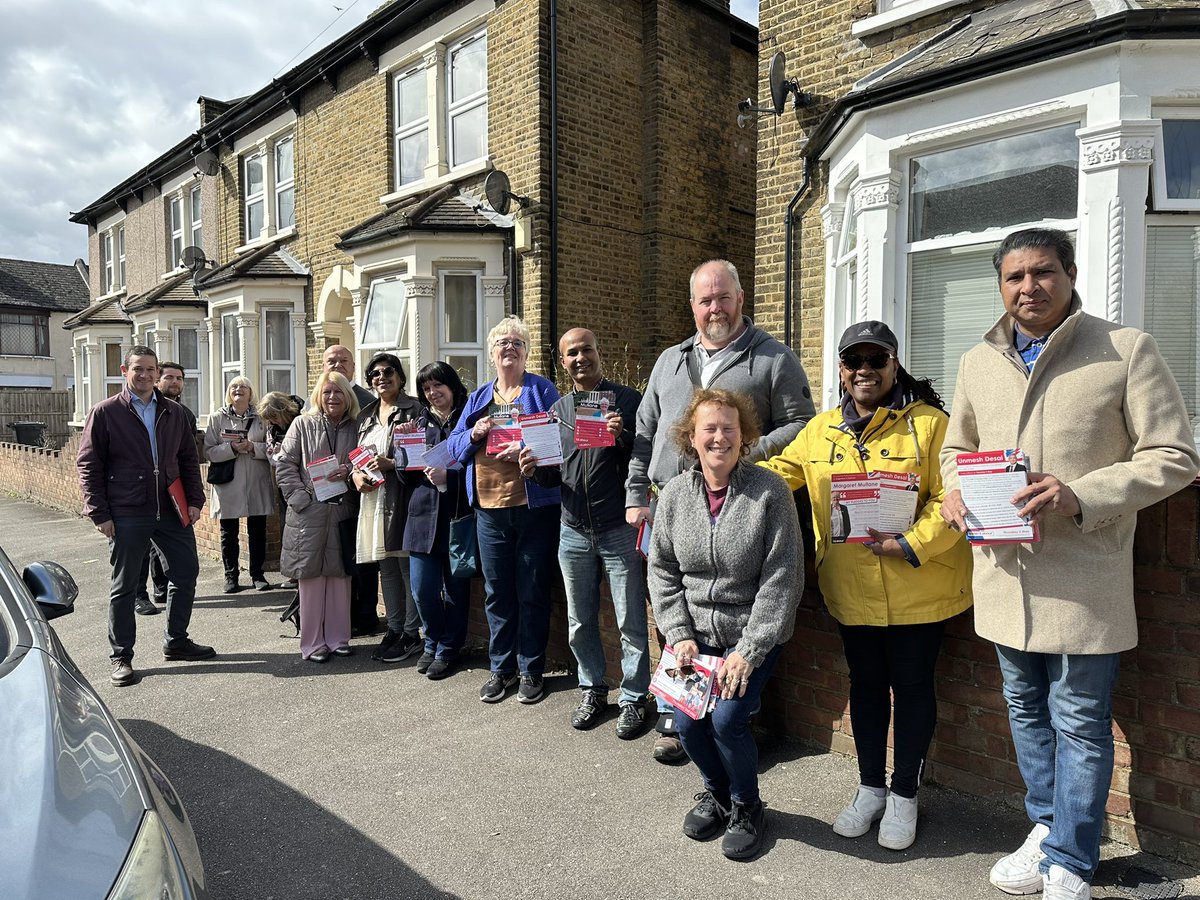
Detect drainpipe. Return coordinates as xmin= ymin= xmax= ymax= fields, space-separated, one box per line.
xmin=782 ymin=155 xmax=812 ymax=349
xmin=548 ymin=0 xmax=559 ymax=360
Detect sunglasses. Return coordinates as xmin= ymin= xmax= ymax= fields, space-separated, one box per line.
xmin=840 ymin=351 xmax=894 ymax=370
xmin=368 ymin=366 xmax=397 ymax=381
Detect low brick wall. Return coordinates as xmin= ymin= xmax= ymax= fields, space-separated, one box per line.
xmin=3 ymin=436 xmax=1198 ymax=861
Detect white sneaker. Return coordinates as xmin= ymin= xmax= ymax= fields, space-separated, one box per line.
xmin=832 ymin=785 xmax=887 ymax=838
xmin=989 ymin=823 xmax=1050 ymax=894
xmin=1043 ymin=865 xmax=1090 ymax=899
xmin=877 ymin=793 xmax=918 ymax=850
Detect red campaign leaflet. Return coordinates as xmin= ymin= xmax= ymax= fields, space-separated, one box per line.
xmin=872 ymin=470 xmax=920 ymax=534
xmin=649 ymin=646 xmax=725 ymax=721
xmin=572 ymin=390 xmax=616 ymax=449
xmin=220 ymin=429 xmax=245 ymax=442
xmin=348 ymin=445 xmax=385 ymax=486
xmin=393 ymin=428 xmax=429 ymax=470
xmin=422 ymin=439 xmax=461 ymax=471
xmin=518 ymin=412 xmax=564 ymax=466
xmin=829 ymin=474 xmax=878 ymax=543
xmin=306 ymin=454 xmax=348 ymax=502
xmin=485 ymin=404 xmax=522 ymax=455
xmin=955 ymin=449 xmax=1040 ymax=544
xmin=636 ymin=518 xmax=652 ymax=559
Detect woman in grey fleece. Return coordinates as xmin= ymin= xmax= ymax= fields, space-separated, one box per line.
xmin=648 ymin=388 xmax=802 ymax=861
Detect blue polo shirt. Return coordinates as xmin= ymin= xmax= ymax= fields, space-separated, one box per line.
xmin=1014 ymin=328 xmax=1047 ymax=372
xmin=131 ymin=393 xmax=158 ymax=466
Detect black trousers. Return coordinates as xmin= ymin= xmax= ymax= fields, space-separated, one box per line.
xmin=136 ymin=543 xmax=169 ymax=605
xmin=219 ymin=516 xmax=266 ymax=581
xmin=838 ymin=620 xmax=946 ymax=799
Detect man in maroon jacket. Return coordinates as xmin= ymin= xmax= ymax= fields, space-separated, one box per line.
xmin=77 ymin=345 xmax=215 ymax=687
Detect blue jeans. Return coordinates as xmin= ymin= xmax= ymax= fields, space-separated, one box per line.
xmin=995 ymin=644 xmax=1121 ymax=881
xmin=108 ymin=514 xmax=200 ymax=660
xmin=476 ymin=504 xmax=559 ymax=676
xmin=675 ymin=643 xmax=783 ymax=806
xmin=559 ymin=522 xmax=650 ymax=705
xmin=410 ymin=511 xmax=472 ymax=660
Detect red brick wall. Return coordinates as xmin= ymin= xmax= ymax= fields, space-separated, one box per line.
xmin=4 ymin=437 xmax=1198 ymax=860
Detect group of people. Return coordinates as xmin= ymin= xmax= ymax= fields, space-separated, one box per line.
xmin=76 ymin=230 xmax=1199 ymax=897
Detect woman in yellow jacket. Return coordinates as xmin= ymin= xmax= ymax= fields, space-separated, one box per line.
xmin=760 ymin=321 xmax=971 ymax=852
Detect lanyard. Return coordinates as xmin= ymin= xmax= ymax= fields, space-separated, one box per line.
xmin=322 ymin=415 xmax=344 ymax=458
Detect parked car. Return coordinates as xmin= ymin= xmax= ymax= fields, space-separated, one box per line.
xmin=0 ymin=547 xmax=207 ymax=899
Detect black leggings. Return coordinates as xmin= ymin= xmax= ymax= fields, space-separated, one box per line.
xmin=838 ymin=620 xmax=946 ymax=799
xmin=219 ymin=516 xmax=266 ymax=581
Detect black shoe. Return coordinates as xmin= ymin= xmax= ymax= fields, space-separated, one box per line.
xmin=110 ymin=657 xmax=138 ymax=687
xmin=518 ymin=674 xmax=545 ymax=704
xmin=571 ymin=690 xmax=608 ymax=729
xmin=379 ymin=633 xmax=421 ymax=664
xmin=223 ymin=575 xmax=242 ymax=594
xmin=309 ymin=648 xmax=330 ymax=663
xmin=253 ymin=578 xmax=272 ymax=591
xmin=683 ymin=790 xmax=730 ymax=840
xmin=163 ymin=639 xmax=217 ymax=661
xmin=371 ymin=629 xmax=402 ymax=661
xmin=426 ymin=658 xmax=455 ymax=680
xmin=134 ymin=597 xmax=161 ymax=616
xmin=415 ymin=652 xmax=435 ymax=674
xmin=721 ymin=800 xmax=766 ymax=860
xmin=616 ymin=702 xmax=648 ymax=740
xmin=332 ymin=646 xmax=354 ymax=657
xmin=480 ymin=672 xmax=517 ymax=703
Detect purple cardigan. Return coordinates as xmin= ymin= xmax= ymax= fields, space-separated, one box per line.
xmin=445 ymin=372 xmax=562 ymax=509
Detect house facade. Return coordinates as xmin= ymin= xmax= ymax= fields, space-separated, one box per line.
xmin=0 ymin=257 xmax=89 ymax=392
xmin=68 ymin=0 xmax=757 ymax=424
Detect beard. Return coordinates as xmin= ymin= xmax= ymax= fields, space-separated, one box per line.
xmin=703 ymin=315 xmax=734 ymax=344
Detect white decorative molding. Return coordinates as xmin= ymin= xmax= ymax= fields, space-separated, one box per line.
xmin=236 ymin=312 xmax=260 ymax=329
xmin=1106 ymin=197 xmax=1124 ymax=324
xmin=290 ymin=313 xmax=308 ymax=329
xmin=821 ymin=202 xmax=846 ymax=242
xmin=1082 ymin=135 xmax=1154 ymax=171
xmin=421 ymin=44 xmax=442 ymax=69
xmin=404 ymin=277 xmax=437 ymax=297
xmin=853 ymin=176 xmax=901 ymax=212
xmin=482 ymin=277 xmax=507 ymax=297
xmin=858 ymin=238 xmax=870 ymax=323
xmin=900 ymin=100 xmax=1072 ymax=149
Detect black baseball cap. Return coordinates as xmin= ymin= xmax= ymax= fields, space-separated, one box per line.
xmin=838 ymin=320 xmax=898 ymax=354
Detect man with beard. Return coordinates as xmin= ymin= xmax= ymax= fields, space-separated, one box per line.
xmin=134 ymin=361 xmax=197 ymax=615
xmin=625 ymin=258 xmax=815 ymax=761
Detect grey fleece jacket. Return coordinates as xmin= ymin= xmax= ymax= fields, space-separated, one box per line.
xmin=647 ymin=461 xmax=803 ymax=668
xmin=625 ymin=317 xmax=815 ymax=507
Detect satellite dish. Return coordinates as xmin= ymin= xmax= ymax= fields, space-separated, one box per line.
xmin=484 ymin=169 xmax=530 ymax=216
xmin=181 ymin=246 xmax=207 ymax=272
xmin=769 ymin=51 xmax=796 ymax=116
xmin=193 ymin=149 xmax=219 ymax=176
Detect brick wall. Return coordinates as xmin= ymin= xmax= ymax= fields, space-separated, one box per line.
xmin=5 ymin=436 xmax=1199 ymax=857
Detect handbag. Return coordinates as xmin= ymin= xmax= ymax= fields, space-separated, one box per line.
xmin=206 ymin=458 xmax=236 ymax=484
xmin=448 ymin=513 xmax=480 ymax=579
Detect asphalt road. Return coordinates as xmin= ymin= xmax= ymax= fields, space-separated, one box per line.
xmin=3 ymin=494 xmax=1197 ymax=900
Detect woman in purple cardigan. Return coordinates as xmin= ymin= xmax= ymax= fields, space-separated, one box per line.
xmin=446 ymin=317 xmax=561 ymax=705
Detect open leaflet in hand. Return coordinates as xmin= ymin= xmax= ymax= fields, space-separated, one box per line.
xmin=649 ymin=645 xmax=724 ymax=721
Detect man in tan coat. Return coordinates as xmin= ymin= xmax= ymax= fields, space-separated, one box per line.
xmin=940 ymin=229 xmax=1199 ymax=900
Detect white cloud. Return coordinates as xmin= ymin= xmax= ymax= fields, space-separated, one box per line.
xmin=731 ymin=0 xmax=759 ymax=26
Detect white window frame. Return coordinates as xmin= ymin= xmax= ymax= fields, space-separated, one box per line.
xmin=220 ymin=310 xmax=241 ymax=390
xmin=240 ymin=134 xmax=295 ymax=249
xmin=189 ymin=185 xmax=203 ymax=249
xmin=438 ymin=269 xmax=485 ymax=388
xmin=1143 ymin=214 xmax=1200 ymax=435
xmin=169 ymin=195 xmax=185 ymax=269
xmin=243 ymin=151 xmax=266 ymax=243
xmin=260 ymin=306 xmax=296 ymax=395
xmin=77 ymin=340 xmax=92 ymax=412
xmin=274 ymin=135 xmax=295 ymax=231
xmin=173 ymin=324 xmax=202 ymax=413
xmin=1152 ymin=109 xmax=1200 ymax=212
xmin=359 ymin=276 xmax=409 ymax=351
xmin=101 ymin=231 xmax=115 ymax=294
xmin=116 ymin=225 xmax=126 ymax=290
xmin=393 ymin=65 xmax=430 ymax=188
xmin=446 ymin=29 xmax=488 ymax=169
xmin=102 ymin=341 xmax=125 ymax=398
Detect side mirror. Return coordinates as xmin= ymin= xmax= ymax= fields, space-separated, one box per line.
xmin=23 ymin=561 xmax=78 ymax=621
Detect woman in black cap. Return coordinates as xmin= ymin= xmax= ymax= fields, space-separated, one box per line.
xmin=760 ymin=320 xmax=973 ymax=852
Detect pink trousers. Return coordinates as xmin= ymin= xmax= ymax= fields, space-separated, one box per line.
xmin=299 ymin=576 xmax=351 ymax=658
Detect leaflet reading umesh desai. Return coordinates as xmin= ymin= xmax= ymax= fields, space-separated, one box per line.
xmin=955 ymin=449 xmax=1039 ymax=544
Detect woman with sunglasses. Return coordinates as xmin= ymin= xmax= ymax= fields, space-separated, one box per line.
xmin=399 ymin=361 xmax=473 ymax=679
xmin=353 ymin=353 xmax=422 ymax=664
xmin=760 ymin=320 xmax=972 ymax=851
xmin=446 ymin=316 xmax=561 ymax=705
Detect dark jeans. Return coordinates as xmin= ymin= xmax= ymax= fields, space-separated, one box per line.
xmin=108 ymin=515 xmax=200 ymax=660
xmin=675 ymin=643 xmax=783 ymax=806
xmin=411 ymin=510 xmax=471 ymax=660
xmin=476 ymin=504 xmax=559 ymax=676
xmin=135 ymin=543 xmax=168 ymax=605
xmin=219 ymin=516 xmax=266 ymax=581
xmin=838 ymin=620 xmax=947 ymax=799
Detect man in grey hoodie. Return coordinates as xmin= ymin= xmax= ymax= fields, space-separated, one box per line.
xmin=625 ymin=258 xmax=815 ymax=761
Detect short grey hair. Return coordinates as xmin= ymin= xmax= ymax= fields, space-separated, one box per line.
xmin=689 ymin=259 xmax=742 ymax=299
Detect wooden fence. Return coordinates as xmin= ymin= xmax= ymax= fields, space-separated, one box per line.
xmin=0 ymin=389 xmax=73 ymax=449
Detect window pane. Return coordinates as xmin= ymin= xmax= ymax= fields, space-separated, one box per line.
xmin=450 ymin=35 xmax=486 ymax=101
xmin=222 ymin=315 xmax=240 ymax=363
xmin=443 ymin=274 xmax=478 ymax=343
xmin=910 ymin=124 xmax=1078 ymax=242
xmin=264 ymin=309 xmax=291 ymax=361
xmin=181 ymin=378 xmax=199 ymax=414
xmin=107 ymin=383 xmax=123 ymax=398
xmin=445 ymin=354 xmax=479 ymax=392
xmin=177 ymin=328 xmax=198 ymax=369
xmin=246 ymin=155 xmax=264 ymax=196
xmin=1145 ymin=225 xmax=1200 ymax=429
xmin=451 ymin=103 xmax=487 ymax=166
xmin=1163 ymin=120 xmax=1200 ymax=201
xmin=223 ymin=370 xmax=238 ymax=390
xmin=105 ymin=343 xmax=123 ymax=377
xmin=397 ymin=68 xmax=427 ymax=126
xmin=276 ymin=186 xmax=295 ymax=229
xmin=170 ymin=197 xmax=182 ymax=232
xmin=247 ymin=199 xmax=264 ymax=241
xmin=398 ymin=131 xmax=428 ymax=186
xmin=191 ymin=187 xmax=202 ymax=222
xmin=265 ymin=368 xmax=293 ymax=394
xmin=275 ymin=138 xmax=293 ymax=185
xmin=361 ymin=279 xmax=407 ymax=347
xmin=907 ymin=242 xmax=1006 ymax=406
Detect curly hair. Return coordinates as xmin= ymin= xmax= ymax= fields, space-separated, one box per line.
xmin=670 ymin=388 xmax=761 ymax=460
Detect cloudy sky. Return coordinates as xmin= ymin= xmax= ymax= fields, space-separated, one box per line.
xmin=0 ymin=0 xmax=758 ymax=267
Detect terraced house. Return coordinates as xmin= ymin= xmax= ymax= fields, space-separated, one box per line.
xmin=66 ymin=0 xmax=758 ymax=425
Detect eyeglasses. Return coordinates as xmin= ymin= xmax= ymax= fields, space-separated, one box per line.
xmin=840 ymin=351 xmax=894 ymax=370
xmin=493 ymin=339 xmax=526 ymax=350
xmin=368 ymin=366 xmax=396 ymax=381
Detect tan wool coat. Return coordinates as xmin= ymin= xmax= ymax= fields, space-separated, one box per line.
xmin=204 ymin=407 xmax=277 ymax=519
xmin=941 ymin=298 xmax=1199 ymax=654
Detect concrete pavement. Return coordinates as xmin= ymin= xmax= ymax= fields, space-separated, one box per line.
xmin=2 ymin=493 xmax=1196 ymax=900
